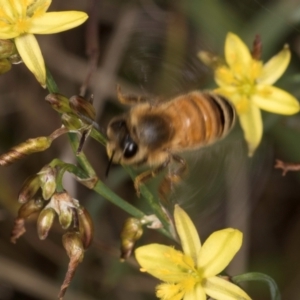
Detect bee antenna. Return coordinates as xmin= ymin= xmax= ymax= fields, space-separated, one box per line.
xmin=105 ymin=151 xmax=115 ymax=178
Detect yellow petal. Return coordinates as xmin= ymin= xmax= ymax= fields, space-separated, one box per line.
xmin=29 ymin=11 xmax=88 ymax=34
xmin=238 ymin=103 xmax=262 ymax=156
xmin=0 ymin=24 xmax=20 ymax=39
xmin=183 ymin=284 xmax=206 ymax=300
xmin=135 ymin=244 xmax=189 ymax=282
xmin=258 ymin=45 xmax=290 ymax=85
xmin=197 ymin=229 xmax=242 ymax=278
xmin=0 ymin=0 xmax=15 ymax=20
xmin=203 ymin=276 xmax=251 ymax=300
xmin=174 ymin=205 xmax=201 ymax=267
xmin=10 ymin=0 xmax=26 ymax=17
xmin=225 ymin=32 xmax=252 ymax=76
xmin=27 ymin=0 xmax=51 ymax=17
xmin=253 ymin=85 xmax=299 ymax=115
xmin=14 ymin=33 xmax=46 ymax=87
xmin=156 ymin=283 xmax=184 ymax=300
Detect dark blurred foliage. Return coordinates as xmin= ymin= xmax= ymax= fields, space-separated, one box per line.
xmin=1 ymin=0 xmax=300 ymax=299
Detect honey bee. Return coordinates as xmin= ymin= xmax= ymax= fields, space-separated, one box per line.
xmin=106 ymin=86 xmax=235 ymax=199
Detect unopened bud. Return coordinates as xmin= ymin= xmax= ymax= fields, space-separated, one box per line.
xmin=37 ymin=207 xmax=56 ymax=240
xmin=59 ymin=207 xmax=73 ymax=230
xmin=0 ymin=136 xmax=52 ymax=166
xmin=78 ymin=207 xmax=94 ymax=249
xmin=197 ymin=51 xmax=224 ymax=69
xmin=120 ymin=218 xmax=143 ymax=261
xmin=0 ymin=40 xmax=16 ymax=59
xmin=59 ymin=231 xmax=84 ymax=299
xmin=38 ymin=166 xmax=57 ymax=200
xmin=0 ymin=58 xmax=11 ymax=74
xmin=18 ymin=198 xmax=44 ymax=219
xmin=18 ymin=174 xmax=40 ymax=203
xmin=45 ymin=93 xmax=72 ymax=114
xmin=69 ymin=95 xmax=96 ymax=124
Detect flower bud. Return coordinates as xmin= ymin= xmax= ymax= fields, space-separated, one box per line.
xmin=78 ymin=207 xmax=94 ymax=249
xmin=0 ymin=58 xmax=11 ymax=74
xmin=37 ymin=207 xmax=56 ymax=240
xmin=0 ymin=40 xmax=16 ymax=59
xmin=120 ymin=218 xmax=143 ymax=261
xmin=38 ymin=166 xmax=57 ymax=200
xmin=59 ymin=207 xmax=73 ymax=230
xmin=18 ymin=174 xmax=40 ymax=203
xmin=18 ymin=198 xmax=44 ymax=219
xmin=197 ymin=51 xmax=224 ymax=69
xmin=69 ymin=95 xmax=96 ymax=124
xmin=45 ymin=93 xmax=72 ymax=114
xmin=0 ymin=136 xmax=52 ymax=166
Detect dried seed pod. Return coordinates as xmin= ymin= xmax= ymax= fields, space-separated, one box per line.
xmin=18 ymin=174 xmax=40 ymax=204
xmin=0 ymin=136 xmax=52 ymax=166
xmin=59 ymin=231 xmax=84 ymax=299
xmin=37 ymin=207 xmax=56 ymax=240
xmin=120 ymin=218 xmax=143 ymax=261
xmin=78 ymin=207 xmax=94 ymax=249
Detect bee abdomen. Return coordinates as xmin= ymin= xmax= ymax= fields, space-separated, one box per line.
xmin=182 ymin=91 xmax=236 ymax=146
xmin=204 ymin=92 xmax=236 ymax=137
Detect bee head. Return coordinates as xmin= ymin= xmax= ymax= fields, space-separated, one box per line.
xmin=106 ymin=116 xmax=139 ymax=165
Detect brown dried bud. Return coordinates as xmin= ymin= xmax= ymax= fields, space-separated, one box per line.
xmin=0 ymin=58 xmax=11 ymax=74
xmin=18 ymin=174 xmax=40 ymax=204
xmin=45 ymin=93 xmax=72 ymax=114
xmin=120 ymin=218 xmax=143 ymax=261
xmin=37 ymin=207 xmax=56 ymax=240
xmin=78 ymin=207 xmax=94 ymax=249
xmin=38 ymin=166 xmax=57 ymax=200
xmin=59 ymin=231 xmax=84 ymax=299
xmin=75 ymin=175 xmax=98 ymax=189
xmin=0 ymin=40 xmax=16 ymax=59
xmin=11 ymin=198 xmax=44 ymax=243
xmin=69 ymin=95 xmax=96 ymax=124
xmin=62 ymin=231 xmax=84 ymax=261
xmin=0 ymin=136 xmax=52 ymax=166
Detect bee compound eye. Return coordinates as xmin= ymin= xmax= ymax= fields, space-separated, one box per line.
xmin=123 ymin=135 xmax=138 ymax=158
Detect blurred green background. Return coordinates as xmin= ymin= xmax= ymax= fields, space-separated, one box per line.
xmin=1 ymin=0 xmax=300 ymax=299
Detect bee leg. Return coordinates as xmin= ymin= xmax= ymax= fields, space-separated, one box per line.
xmin=134 ymin=158 xmax=171 ymax=197
xmin=159 ymin=155 xmax=187 ymax=201
xmin=117 ymin=85 xmax=150 ymax=105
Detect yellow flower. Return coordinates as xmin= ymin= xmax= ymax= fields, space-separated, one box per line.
xmin=198 ymin=32 xmax=299 ymax=156
xmin=135 ymin=205 xmax=251 ymax=300
xmin=0 ymin=0 xmax=88 ymax=87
